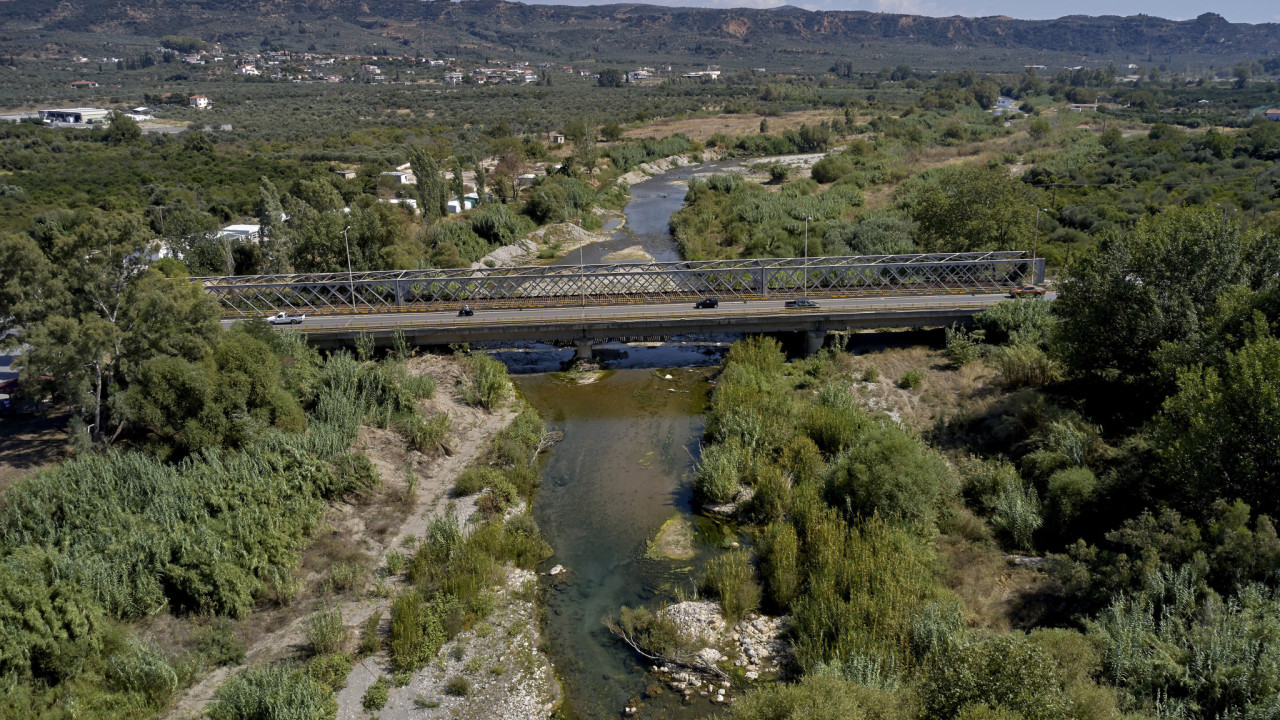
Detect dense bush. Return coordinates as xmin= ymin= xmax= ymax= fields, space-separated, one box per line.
xmin=207 ymin=663 xmax=335 ymax=720
xmin=824 ymin=423 xmax=954 ymax=533
xmin=701 ymin=550 xmax=761 ymax=623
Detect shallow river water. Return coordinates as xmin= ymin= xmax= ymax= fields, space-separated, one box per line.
xmin=517 ymin=369 xmax=728 ymax=719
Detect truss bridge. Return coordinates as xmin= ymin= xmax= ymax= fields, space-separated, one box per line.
xmin=194 ymin=252 xmax=1046 ymax=317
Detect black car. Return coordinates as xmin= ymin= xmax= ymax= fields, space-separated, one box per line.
xmin=694 ymin=297 xmax=720 ymax=309
xmin=784 ymin=298 xmax=820 ymax=308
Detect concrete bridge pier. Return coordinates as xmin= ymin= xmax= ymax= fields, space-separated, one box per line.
xmin=574 ymin=340 xmax=594 ymax=362
xmin=805 ymin=330 xmax=827 ymax=356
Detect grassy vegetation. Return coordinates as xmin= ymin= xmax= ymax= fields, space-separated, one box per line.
xmin=0 ymin=323 xmax=446 ymax=718
xmin=384 ymin=380 xmax=552 ymax=677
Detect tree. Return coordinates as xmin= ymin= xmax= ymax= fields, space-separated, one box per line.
xmin=473 ymin=160 xmax=487 ymax=205
xmin=1158 ymin=334 xmax=1280 ymax=515
xmin=597 ymin=68 xmax=624 ymax=87
xmin=572 ymin=135 xmax=598 ymax=177
xmin=600 ymin=122 xmax=623 ymax=142
xmin=899 ymin=165 xmax=1045 ymax=252
xmin=1233 ymin=62 xmax=1253 ymax=89
xmin=7 ymin=210 xmax=220 ymax=445
xmin=104 ymin=110 xmax=140 ymax=145
xmin=824 ymin=215 xmax=915 ymax=256
xmin=450 ymin=156 xmax=466 ymax=202
xmin=1055 ymin=207 xmax=1266 ymax=387
xmin=409 ymin=146 xmax=446 ymax=222
xmin=563 ymin=120 xmax=588 ymax=143
xmin=1029 ymin=117 xmax=1051 ymax=142
xmin=257 ymin=177 xmax=291 ymax=273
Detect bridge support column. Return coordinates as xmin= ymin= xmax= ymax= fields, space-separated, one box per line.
xmin=574 ymin=340 xmax=593 ymax=362
xmin=805 ymin=330 xmax=827 ymax=356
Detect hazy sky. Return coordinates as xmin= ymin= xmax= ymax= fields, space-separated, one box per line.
xmin=524 ymin=0 xmax=1278 ymax=25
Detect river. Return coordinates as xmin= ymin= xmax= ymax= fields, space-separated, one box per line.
xmin=513 ymin=159 xmax=751 ymax=718
xmin=518 ymin=369 xmax=728 ymax=720
xmin=546 ymin=160 xmax=744 ymax=267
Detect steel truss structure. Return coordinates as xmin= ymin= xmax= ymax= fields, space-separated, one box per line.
xmin=194 ymin=252 xmax=1045 ymax=317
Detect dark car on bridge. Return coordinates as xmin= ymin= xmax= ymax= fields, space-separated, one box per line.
xmin=694 ymin=297 xmax=719 ymax=309
xmin=785 ymin=298 xmax=820 ymax=309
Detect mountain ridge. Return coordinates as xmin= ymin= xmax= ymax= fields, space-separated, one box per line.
xmin=5 ymin=0 xmax=1278 ymax=66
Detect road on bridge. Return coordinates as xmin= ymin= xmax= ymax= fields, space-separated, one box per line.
xmin=223 ymin=291 xmax=1054 ymax=335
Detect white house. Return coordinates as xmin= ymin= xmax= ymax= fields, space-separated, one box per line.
xmin=189 ymin=95 xmax=211 ymax=109
xmin=237 ymin=65 xmax=260 ymax=76
xmin=383 ymin=198 xmax=419 ymax=215
xmin=444 ymin=72 xmax=464 ymax=85
xmin=380 ymin=171 xmax=415 ymax=185
xmin=216 ymin=224 xmax=261 ymax=242
xmin=446 ymin=196 xmax=477 ymax=214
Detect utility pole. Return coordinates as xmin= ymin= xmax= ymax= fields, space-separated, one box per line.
xmin=1033 ymin=207 xmax=1049 ymax=262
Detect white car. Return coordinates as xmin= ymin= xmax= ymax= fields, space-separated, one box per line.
xmin=268 ymin=311 xmax=306 ymax=325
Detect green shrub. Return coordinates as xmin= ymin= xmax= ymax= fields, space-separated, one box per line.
xmin=861 ymin=366 xmax=880 ymax=383
xmin=445 ymin=675 xmax=471 ymax=697
xmin=402 ymin=412 xmax=451 ymax=455
xmin=104 ymin=639 xmax=179 ymax=707
xmin=306 ymin=653 xmax=352 ymax=693
xmin=812 ymin=156 xmax=855 ymax=183
xmin=719 ymin=673 xmax=916 ymax=720
xmin=357 ymin=612 xmax=382 ymax=658
xmin=993 ymin=343 xmax=1059 ymax=387
xmin=329 ymin=452 xmax=381 ymax=500
xmin=824 ymin=423 xmax=954 ymax=532
xmin=975 ymin=298 xmax=1055 ymax=346
xmin=749 ymin=464 xmax=792 ymax=523
xmin=194 ymin=617 xmax=246 ymax=667
xmin=804 ymin=403 xmax=872 ymax=456
xmin=385 ymin=551 xmax=405 ymax=576
xmin=959 ymin=456 xmax=1022 ymax=514
xmin=326 ymin=562 xmax=366 ymax=594
xmin=306 ymin=606 xmax=347 ymax=656
xmin=791 ymin=514 xmax=943 ymax=670
xmin=758 ymin=522 xmax=800 ymax=611
xmin=944 ymin=324 xmax=983 ymax=366
xmin=1045 ymin=467 xmax=1098 ymax=529
xmin=897 ymin=369 xmax=924 ymax=390
xmin=461 ymin=353 xmax=510 ymax=411
xmin=990 ymin=479 xmax=1042 ymax=551
xmin=362 ymin=675 xmax=390 ymax=711
xmin=477 ymin=479 xmax=519 ymax=516
xmin=604 ymin=605 xmax=699 ymax=662
xmin=388 ymin=590 xmax=448 ymax=672
xmin=925 ymin=634 xmax=1071 ymax=720
xmin=453 ymin=466 xmax=503 ymax=496
xmin=702 ymin=550 xmax=761 ymax=623
xmin=695 ymin=437 xmax=746 ymax=504
xmin=208 ymin=664 xmax=334 ymax=720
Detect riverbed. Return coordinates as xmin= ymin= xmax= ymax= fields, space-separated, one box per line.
xmin=518 ymin=369 xmax=728 ymax=719
xmin=546 ymin=160 xmax=746 ymax=266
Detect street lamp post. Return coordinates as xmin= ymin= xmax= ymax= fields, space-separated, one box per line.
xmin=1033 ymin=207 xmax=1049 ymax=285
xmin=343 ymin=225 xmax=356 ymax=310
xmin=803 ymin=215 xmax=811 ymax=298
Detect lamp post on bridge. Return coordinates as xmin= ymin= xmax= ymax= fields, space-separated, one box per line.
xmin=1032 ymin=207 xmax=1049 ymax=283
xmin=803 ymin=215 xmax=811 ymax=298
xmin=343 ymin=225 xmax=356 ymax=311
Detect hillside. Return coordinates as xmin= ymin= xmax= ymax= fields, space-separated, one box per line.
xmin=4 ymin=0 xmax=1279 ymax=70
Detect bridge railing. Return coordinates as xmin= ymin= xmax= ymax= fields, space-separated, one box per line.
xmin=194 ymin=253 xmax=1046 ymax=317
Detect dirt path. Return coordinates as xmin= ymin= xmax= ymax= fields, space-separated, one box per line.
xmin=164 ymin=357 xmax=517 ymax=719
